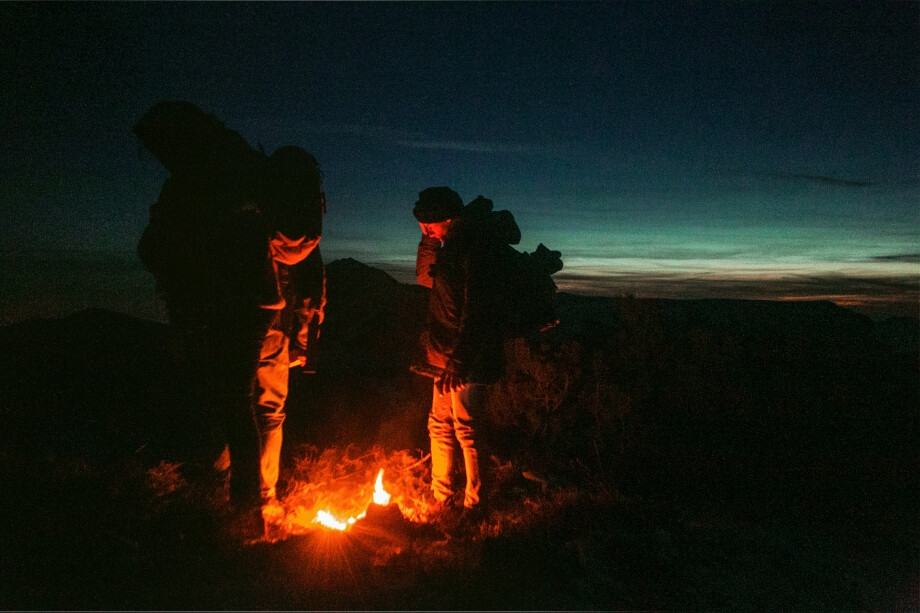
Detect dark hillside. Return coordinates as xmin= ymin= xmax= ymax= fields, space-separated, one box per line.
xmin=0 ymin=309 xmax=177 ymax=458
xmin=0 ymin=261 xmax=916 ymax=610
xmin=319 ymin=257 xmax=428 ymax=376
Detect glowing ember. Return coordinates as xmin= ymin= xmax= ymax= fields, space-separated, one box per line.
xmin=311 ymin=468 xmax=391 ymax=531
xmin=313 ymin=509 xmax=350 ymax=531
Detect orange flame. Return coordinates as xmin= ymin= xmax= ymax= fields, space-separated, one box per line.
xmin=273 ymin=448 xmax=436 ymax=537
xmin=373 ymin=468 xmax=391 ymax=506
xmin=311 ymin=468 xmax=390 ymax=531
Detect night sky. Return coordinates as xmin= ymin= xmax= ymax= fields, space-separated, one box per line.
xmin=1 ymin=1 xmax=917 ymax=324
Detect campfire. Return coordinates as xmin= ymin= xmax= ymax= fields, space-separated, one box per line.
xmin=311 ymin=468 xmax=390 ymax=531
xmin=267 ymin=446 xmax=436 ymax=537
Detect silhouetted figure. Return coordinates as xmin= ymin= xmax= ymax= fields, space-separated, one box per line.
xmin=412 ymin=188 xmax=520 ymax=522
xmin=135 ymin=102 xmax=325 ymax=539
xmin=253 ymin=145 xmax=326 ymax=505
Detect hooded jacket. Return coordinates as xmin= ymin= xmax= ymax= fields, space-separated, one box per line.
xmin=415 ymin=197 xmax=521 ymax=384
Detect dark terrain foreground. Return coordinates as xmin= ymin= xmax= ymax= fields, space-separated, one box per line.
xmin=1 ymin=259 xmax=917 ymax=610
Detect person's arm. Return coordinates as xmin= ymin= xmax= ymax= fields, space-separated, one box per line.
xmin=435 ymin=252 xmax=474 ymax=394
xmin=137 ymin=178 xmax=177 ymax=277
xmin=289 ymin=248 xmax=326 ymax=370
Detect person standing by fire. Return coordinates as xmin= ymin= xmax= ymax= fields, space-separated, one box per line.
xmin=412 ymin=187 xmax=519 ymax=523
xmin=255 ymin=145 xmax=327 ymax=510
xmin=135 ymin=102 xmax=325 ymax=540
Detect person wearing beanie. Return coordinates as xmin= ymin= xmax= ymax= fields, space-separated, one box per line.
xmin=412 ymin=186 xmax=464 ymax=224
xmin=412 ymin=187 xmax=518 ymax=526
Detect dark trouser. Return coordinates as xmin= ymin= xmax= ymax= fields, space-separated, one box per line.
xmin=172 ymin=305 xmax=273 ymax=508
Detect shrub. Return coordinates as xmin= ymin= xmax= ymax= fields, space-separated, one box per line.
xmin=489 ymin=336 xmax=636 ymax=478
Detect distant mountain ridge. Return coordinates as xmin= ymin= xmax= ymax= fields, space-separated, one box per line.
xmin=2 ymin=258 xmax=913 ymax=466
xmin=2 ymin=258 xmax=916 ymax=369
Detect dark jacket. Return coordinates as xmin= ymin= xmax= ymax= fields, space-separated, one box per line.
xmin=135 ymin=101 xmax=280 ymax=317
xmin=138 ymin=157 xmax=324 ymax=323
xmin=415 ymin=198 xmax=521 ymax=384
xmin=138 ymin=169 xmax=278 ymax=318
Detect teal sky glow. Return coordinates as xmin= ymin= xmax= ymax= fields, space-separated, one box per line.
xmin=1 ymin=2 xmax=917 ymax=322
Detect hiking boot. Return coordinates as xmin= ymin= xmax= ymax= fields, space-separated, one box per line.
xmin=261 ymin=497 xmax=286 ymax=541
xmin=261 ymin=497 xmax=285 ymax=524
xmin=428 ymin=495 xmax=462 ymax=523
xmin=445 ymin=504 xmax=487 ymax=539
xmin=460 ymin=504 xmax=485 ymax=524
xmin=261 ymin=498 xmax=287 ymax=542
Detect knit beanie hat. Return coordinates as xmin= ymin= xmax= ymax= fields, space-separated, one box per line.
xmin=413 ymin=186 xmax=463 ymax=223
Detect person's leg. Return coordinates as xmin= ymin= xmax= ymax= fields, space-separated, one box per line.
xmin=428 ymin=383 xmax=457 ymax=503
xmin=168 ymin=308 xmax=227 ymax=468
xmin=451 ymin=383 xmax=489 ymax=509
xmin=213 ymin=309 xmax=272 ymax=508
xmin=253 ymin=318 xmax=289 ymax=501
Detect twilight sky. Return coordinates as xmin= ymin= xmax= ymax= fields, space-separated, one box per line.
xmin=1 ymin=1 xmax=917 ymax=323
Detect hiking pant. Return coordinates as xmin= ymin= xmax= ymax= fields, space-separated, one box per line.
xmin=170 ymin=303 xmax=291 ymax=507
xmin=428 ymin=382 xmax=489 ymax=509
xmin=252 ymin=312 xmax=291 ymax=501
xmin=193 ymin=308 xmax=273 ymax=508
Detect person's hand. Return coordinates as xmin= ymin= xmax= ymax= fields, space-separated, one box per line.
xmin=435 ymin=369 xmax=465 ymax=395
xmin=288 ymin=356 xmax=306 ymax=369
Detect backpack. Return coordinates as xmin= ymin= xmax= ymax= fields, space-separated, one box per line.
xmin=495 ymin=242 xmax=563 ymax=338
xmin=463 ymin=196 xmax=563 ymax=339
